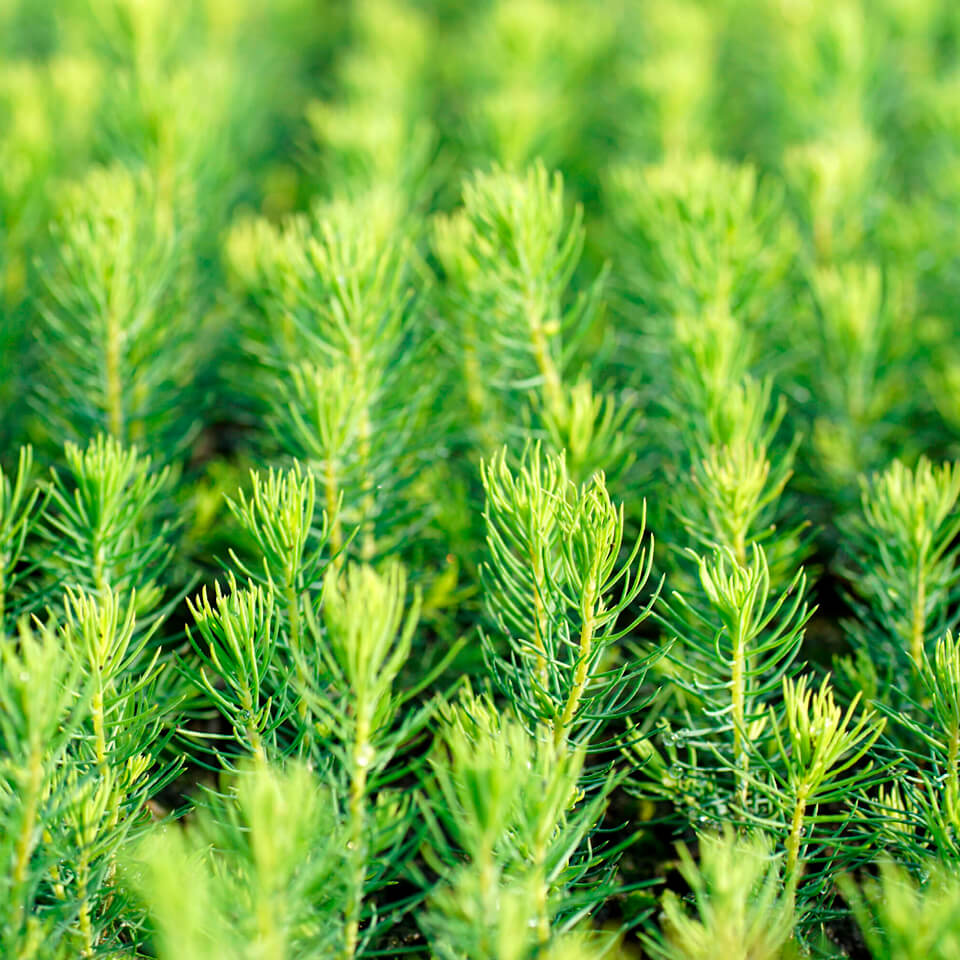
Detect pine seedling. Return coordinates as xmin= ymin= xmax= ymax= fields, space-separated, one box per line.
xmin=63 ymin=588 xmax=148 ymax=768
xmin=607 ymin=154 xmax=794 ymax=340
xmin=84 ymin=0 xmax=313 ymax=253
xmin=224 ymin=462 xmax=331 ymax=656
xmin=0 ymin=446 xmax=42 ymax=627
xmin=770 ymin=1 xmax=887 ymax=261
xmin=0 ymin=592 xmax=179 ymax=957
xmin=420 ymin=692 xmax=614 ymax=955
xmin=127 ymin=760 xmax=350 ymax=960
xmin=184 ymin=577 xmax=279 ymax=764
xmin=540 ymin=375 xmax=637 ymax=491
xmin=837 ymin=457 xmax=960 ymax=703
xmin=434 ymin=164 xmax=631 ymax=482
xmin=270 ymin=361 xmax=365 ymax=558
xmin=757 ymin=675 xmax=885 ymax=908
xmin=40 ymin=435 xmax=174 ymax=622
xmin=801 ymin=264 xmax=915 ymax=490
xmin=422 ymin=870 xmax=556 ymax=960
xmin=184 ymin=556 xmax=438 ymax=952
xmin=902 ymin=631 xmax=960 ymax=813
xmin=1 ymin=55 xmax=103 ymax=450
xmin=423 ymin=870 xmax=621 ymax=960
xmin=643 ymin=828 xmax=797 ymax=960
xmin=645 ymin=546 xmax=809 ymax=819
xmin=663 ymin=376 xmax=806 ymax=595
xmin=480 ymin=444 xmax=658 ymax=752
xmin=870 ymin=632 xmax=960 ymax=863
xmin=230 ymin=189 xmax=433 ymax=561
xmin=841 ymin=860 xmax=960 ymax=960
xmin=605 ymin=156 xmax=798 ymax=527
xmin=37 ymin=166 xmax=202 ymax=458
xmin=184 ymin=530 xmax=438 ymax=955
xmin=0 ymin=619 xmax=86 ymax=957
xmin=52 ymin=587 xmax=182 ymax=955
xmin=297 ymin=561 xmax=427 ymax=958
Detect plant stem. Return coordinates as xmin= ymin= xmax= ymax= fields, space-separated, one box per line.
xmin=554 ymin=581 xmax=596 ymax=750
xmin=350 ymin=341 xmax=376 ymax=563
xmin=76 ymin=842 xmax=95 ymax=958
xmin=93 ymin=531 xmax=108 ymax=597
xmin=241 ymin=687 xmax=266 ymax=764
xmin=285 ymin=580 xmax=301 ymax=655
xmin=733 ymin=527 xmax=747 ymax=569
xmin=530 ymin=548 xmax=549 ymax=690
xmin=343 ymin=712 xmax=371 ymax=960
xmin=0 ymin=555 xmax=6 ymax=628
xmin=785 ymin=786 xmax=808 ymax=881
xmin=948 ymin=723 xmax=960 ymax=819
xmin=477 ymin=845 xmax=500 ymax=956
xmin=462 ymin=320 xmax=494 ymax=450
xmin=528 ymin=299 xmax=565 ymax=426
xmin=731 ymin=616 xmax=749 ymax=809
xmin=255 ymin=882 xmax=283 ymax=959
xmin=286 ymin=578 xmax=312 ymax=752
xmin=911 ymin=564 xmax=926 ymax=666
xmin=532 ymin=830 xmax=551 ymax=945
xmin=104 ymin=302 xmax=124 ymax=442
xmin=45 ymin=827 xmax=66 ymax=901
xmin=358 ymin=405 xmax=376 ymax=562
xmin=92 ymin=684 xmax=107 ymax=774
xmin=325 ymin=457 xmax=343 ymax=565
xmin=12 ymin=751 xmax=43 ymax=903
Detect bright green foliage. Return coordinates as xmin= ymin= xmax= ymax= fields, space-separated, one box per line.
xmin=0 ymin=53 xmax=102 ymax=449
xmin=649 ymin=547 xmax=810 ymax=816
xmin=622 ymin=0 xmax=715 ymax=159
xmin=762 ymin=675 xmax=884 ymax=885
xmin=0 ymin=597 xmax=179 ymax=957
xmin=229 ymin=190 xmax=432 ymax=561
xmin=842 ymin=861 xmax=960 ymax=960
xmin=306 ymin=0 xmax=435 ymax=199
xmin=420 ymin=691 xmax=615 ymax=957
xmin=435 ymin=165 xmax=632 ymax=482
xmin=0 ymin=447 xmax=41 ymax=626
xmin=644 ymin=828 xmax=797 ymax=960
xmin=184 ymin=559 xmax=434 ymax=956
xmin=129 ymin=761 xmax=349 ymax=960
xmin=438 ymin=163 xmax=588 ymax=424
xmin=480 ymin=444 xmax=657 ymax=750
xmin=306 ymin=562 xmax=425 ymax=957
xmin=448 ymin=0 xmax=622 ymax=174
xmin=41 ymin=435 xmax=174 ymax=617
xmin=0 ymin=620 xmax=85 ymax=959
xmin=802 ymin=263 xmax=916 ymax=488
xmin=4 ymin=0 xmax=960 ymax=956
xmin=607 ymin=155 xmax=794 ymax=344
xmin=185 ymin=577 xmax=278 ymax=761
xmin=865 ymin=631 xmax=960 ymax=864
xmin=225 ymin=463 xmax=330 ymax=651
xmin=838 ymin=457 xmax=960 ymax=701
xmin=38 ymin=166 xmax=202 ymax=456
xmin=54 ymin=589 xmax=181 ymax=953
xmin=664 ymin=376 xmax=806 ymax=593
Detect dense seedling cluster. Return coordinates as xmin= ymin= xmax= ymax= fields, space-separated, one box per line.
xmin=3 ymin=1 xmax=960 ymax=957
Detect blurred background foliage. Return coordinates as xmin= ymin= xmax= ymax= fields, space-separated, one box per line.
xmin=3 ymin=0 xmax=958 ymax=538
